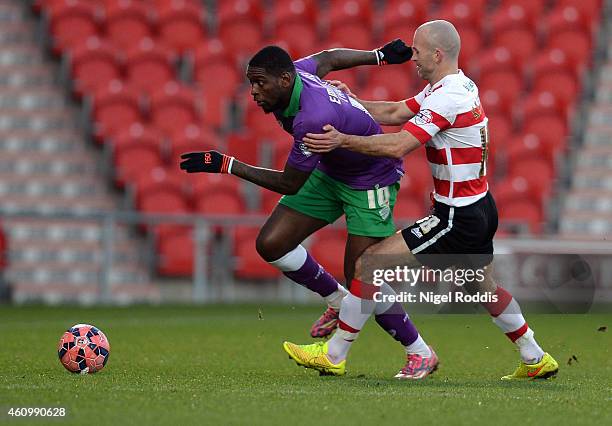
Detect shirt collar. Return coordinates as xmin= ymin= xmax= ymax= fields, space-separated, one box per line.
xmin=430 ymin=69 xmax=463 ymax=92
xmin=282 ymin=73 xmax=303 ymax=117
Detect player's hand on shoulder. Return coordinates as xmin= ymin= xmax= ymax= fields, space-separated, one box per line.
xmin=327 ymin=79 xmax=356 ymax=98
xmin=303 ymin=124 xmax=345 ymax=153
xmin=376 ymin=39 xmax=413 ymax=65
xmin=179 ymin=151 xmax=234 ymax=174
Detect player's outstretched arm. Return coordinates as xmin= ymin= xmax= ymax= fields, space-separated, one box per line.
xmin=303 ymin=125 xmax=421 ymax=159
xmin=311 ymin=39 xmax=412 ymax=78
xmin=179 ymin=151 xmax=310 ymax=195
xmin=326 ymin=80 xmax=416 ymax=125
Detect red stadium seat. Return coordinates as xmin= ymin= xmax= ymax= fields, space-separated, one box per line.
xmin=498 ymin=0 xmax=544 ymax=18
xmin=169 ymin=124 xmax=219 ymax=166
xmin=492 ymin=29 xmax=536 ymax=69
xmin=327 ymin=1 xmax=374 ymax=48
xmin=276 ymin=23 xmax=318 ymax=59
xmin=470 ymin=46 xmax=521 ymax=80
xmin=49 ymin=0 xmax=100 ymax=54
xmin=156 ymin=230 xmax=194 ymax=276
xmin=133 ymin=166 xmax=186 ymax=204
xmin=508 ymin=158 xmax=554 ymax=199
xmin=137 ymin=174 xmax=191 ymax=238
xmin=271 ymin=0 xmax=318 ymax=28
xmin=363 ymin=67 xmax=413 ymax=101
xmin=233 ymin=227 xmax=281 ymax=280
xmin=328 ymin=0 xmax=373 ymax=27
xmin=114 ymin=140 xmax=163 ymax=187
xmin=226 ymin=132 xmax=260 ymax=166
xmin=91 ymin=80 xmax=141 ymax=143
xmin=394 ymin=196 xmax=427 ymax=221
xmin=494 ymin=175 xmax=540 ymax=206
xmin=70 ymin=37 xmax=121 ymax=98
xmin=192 ymin=42 xmax=240 ymax=99
xmin=488 ymin=3 xmax=536 ymax=36
xmin=436 ymin=1 xmax=483 ymax=34
xmin=193 ymin=186 xmax=245 ymax=215
xmin=543 ymin=5 xmax=592 ymax=36
xmin=517 ymin=90 xmax=566 ymax=126
xmin=505 ymin=132 xmax=551 ymax=171
xmin=328 ymin=25 xmax=373 ymax=50
xmin=111 ymin=123 xmax=164 ymax=154
xmin=383 ymin=0 xmax=428 ymax=36
xmin=547 ymin=31 xmax=592 ymax=67
xmin=403 ymin=150 xmax=432 ymax=194
xmin=310 ymin=228 xmax=347 ymax=281
xmin=522 ymin=115 xmax=568 ymax=154
xmin=157 ymin=1 xmax=206 ymax=54
xmin=103 ymin=0 xmax=152 ymax=52
xmin=532 ymin=72 xmax=578 ymax=113
xmin=458 ymin=27 xmax=481 ymax=70
xmin=530 ymin=47 xmax=579 ymax=81
xmin=498 ymin=198 xmax=542 ymax=234
xmin=558 ymin=0 xmax=602 ymax=22
xmin=479 ymin=70 xmax=522 ymax=118
xmin=149 ymin=81 xmax=200 ymax=136
xmin=125 ymin=39 xmax=176 ymax=94
xmin=218 ymin=0 xmax=264 ymax=58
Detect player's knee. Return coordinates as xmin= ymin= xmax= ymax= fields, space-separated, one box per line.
xmin=255 ymin=231 xmax=284 ymax=262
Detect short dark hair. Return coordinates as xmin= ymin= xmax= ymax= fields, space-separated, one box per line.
xmin=248 ymin=46 xmax=295 ymax=77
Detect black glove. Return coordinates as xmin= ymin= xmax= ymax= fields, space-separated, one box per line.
xmin=375 ymin=39 xmax=413 ymax=65
xmin=179 ymin=151 xmax=234 ymax=174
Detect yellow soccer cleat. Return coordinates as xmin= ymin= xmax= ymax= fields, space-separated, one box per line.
xmin=283 ymin=341 xmax=346 ymax=376
xmin=501 ymin=353 xmax=559 ymax=380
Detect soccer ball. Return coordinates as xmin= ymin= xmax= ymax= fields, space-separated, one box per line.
xmin=57 ymin=324 xmax=110 ymax=374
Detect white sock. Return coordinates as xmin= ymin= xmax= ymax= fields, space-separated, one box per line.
xmin=327 ymin=292 xmax=375 ymax=363
xmin=324 ymin=285 xmax=349 ymax=310
xmin=405 ymin=334 xmax=432 ymax=358
xmin=515 ymin=328 xmax=545 ymax=364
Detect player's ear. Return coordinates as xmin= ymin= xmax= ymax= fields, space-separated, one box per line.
xmin=279 ymin=71 xmax=294 ymax=88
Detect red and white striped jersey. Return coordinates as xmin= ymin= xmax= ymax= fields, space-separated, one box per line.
xmin=403 ymin=70 xmax=489 ymax=207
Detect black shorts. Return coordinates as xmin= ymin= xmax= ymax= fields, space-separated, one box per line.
xmin=401 ymin=192 xmax=498 ymax=268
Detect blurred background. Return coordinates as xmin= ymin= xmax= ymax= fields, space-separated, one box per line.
xmin=0 ymin=0 xmax=610 ymax=305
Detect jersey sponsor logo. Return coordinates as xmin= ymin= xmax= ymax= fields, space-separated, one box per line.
xmin=414 ymin=109 xmax=433 ymax=125
xmin=299 ymin=142 xmax=312 ymax=157
xmin=411 ymin=227 xmax=423 ymax=239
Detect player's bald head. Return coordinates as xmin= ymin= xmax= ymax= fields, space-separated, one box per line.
xmin=415 ymin=20 xmax=460 ymax=60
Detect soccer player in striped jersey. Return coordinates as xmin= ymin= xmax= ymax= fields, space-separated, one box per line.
xmin=283 ymin=20 xmax=559 ymax=380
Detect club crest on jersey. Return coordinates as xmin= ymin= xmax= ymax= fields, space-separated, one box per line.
xmin=299 ymin=143 xmax=312 ymax=157
xmin=414 ymin=109 xmax=433 ymax=125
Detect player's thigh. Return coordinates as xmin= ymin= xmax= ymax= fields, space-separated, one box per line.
xmin=256 ymin=204 xmax=328 ymax=261
xmin=354 ymin=232 xmax=422 ymax=281
xmin=341 ymin=181 xmax=400 ymax=239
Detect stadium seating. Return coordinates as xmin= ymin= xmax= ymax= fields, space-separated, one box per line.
xmin=37 ymin=0 xmax=603 ymax=281
xmin=103 ymin=0 xmax=152 ymax=52
xmin=70 ymin=37 xmax=121 ymax=98
xmin=233 ymin=227 xmax=281 ymax=280
xmin=91 ymin=80 xmax=141 ymax=143
xmin=310 ymin=228 xmax=346 ymax=281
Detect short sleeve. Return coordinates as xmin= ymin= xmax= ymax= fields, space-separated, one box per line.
xmin=404 ymin=86 xmax=428 ymax=114
xmin=284 ymin=120 xmax=322 ymax=172
xmin=402 ymin=89 xmax=460 ymax=144
xmin=294 ymin=57 xmax=318 ymax=75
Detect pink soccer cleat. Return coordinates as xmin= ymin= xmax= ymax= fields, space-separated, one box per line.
xmin=394 ymin=347 xmax=439 ymax=380
xmin=310 ymin=307 xmax=339 ymax=338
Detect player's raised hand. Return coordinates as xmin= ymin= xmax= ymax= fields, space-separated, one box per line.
xmin=326 ymin=79 xmax=357 ymax=98
xmin=375 ymin=39 xmax=413 ymax=65
xmin=303 ymin=124 xmax=345 ymax=153
xmin=179 ymin=151 xmax=234 ymax=174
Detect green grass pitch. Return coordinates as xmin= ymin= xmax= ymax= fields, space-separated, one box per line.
xmin=0 ymin=305 xmax=610 ymax=425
